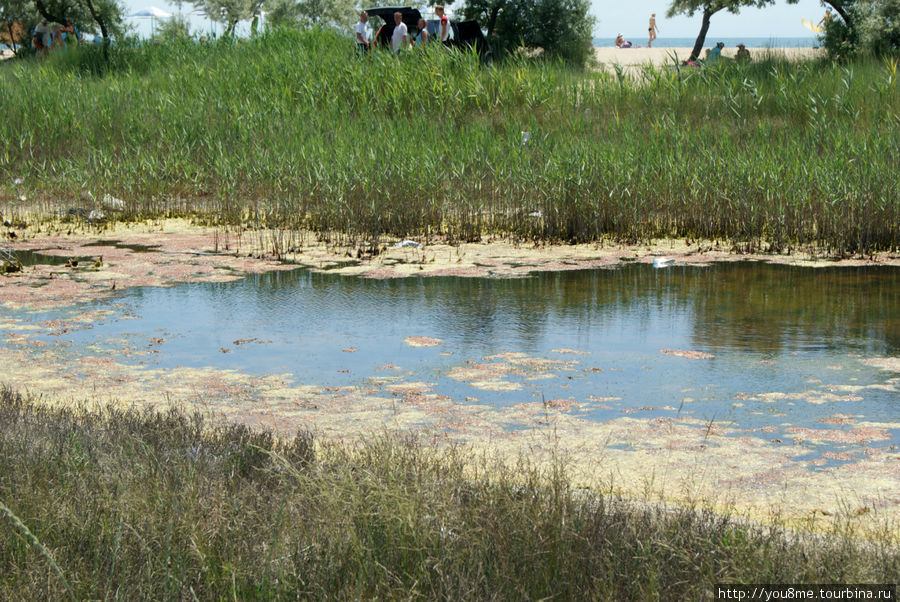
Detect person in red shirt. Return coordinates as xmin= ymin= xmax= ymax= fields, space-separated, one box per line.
xmin=435 ymin=4 xmax=453 ymax=45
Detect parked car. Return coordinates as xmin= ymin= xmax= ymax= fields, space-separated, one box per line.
xmin=363 ymin=6 xmax=490 ymax=57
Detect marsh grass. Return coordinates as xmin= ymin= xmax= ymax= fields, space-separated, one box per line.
xmin=0 ymin=29 xmax=898 ymax=253
xmin=0 ymin=386 xmax=897 ymax=599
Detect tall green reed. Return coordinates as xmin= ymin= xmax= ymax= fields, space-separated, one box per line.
xmin=0 ymin=29 xmax=896 ymax=253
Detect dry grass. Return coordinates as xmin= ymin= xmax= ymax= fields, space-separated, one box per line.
xmin=0 ymin=385 xmax=896 ymax=599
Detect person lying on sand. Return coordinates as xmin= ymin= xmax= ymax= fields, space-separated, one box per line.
xmin=614 ymin=34 xmax=633 ymax=48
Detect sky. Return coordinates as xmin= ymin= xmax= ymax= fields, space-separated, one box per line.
xmin=120 ymin=0 xmax=831 ymax=41
xmin=595 ymin=0 xmax=828 ymax=39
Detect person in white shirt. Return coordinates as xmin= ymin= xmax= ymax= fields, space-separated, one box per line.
xmin=355 ymin=11 xmax=370 ymax=54
xmin=391 ymin=11 xmax=408 ymax=54
xmin=435 ymin=4 xmax=453 ymax=44
xmin=33 ymin=19 xmax=53 ymax=58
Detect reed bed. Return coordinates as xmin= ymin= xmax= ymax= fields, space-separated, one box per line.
xmin=0 ymin=386 xmax=896 ymax=599
xmin=0 ymin=29 xmax=897 ymax=253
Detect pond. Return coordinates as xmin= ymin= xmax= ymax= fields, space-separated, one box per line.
xmin=4 ymin=261 xmax=898 ymax=455
xmin=2 ymin=255 xmax=899 ymax=520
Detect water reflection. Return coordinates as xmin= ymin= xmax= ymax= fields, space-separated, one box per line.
xmin=209 ymin=262 xmax=899 ymax=357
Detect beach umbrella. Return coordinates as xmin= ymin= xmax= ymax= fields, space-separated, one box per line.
xmin=129 ymin=7 xmax=173 ymax=36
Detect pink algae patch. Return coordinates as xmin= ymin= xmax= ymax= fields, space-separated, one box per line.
xmin=2 ymin=225 xmax=296 ymax=311
xmin=860 ymin=357 xmax=900 ymax=372
xmin=786 ymin=427 xmax=892 ymax=444
xmin=543 ymin=398 xmax=578 ymax=411
xmin=81 ymin=356 xmax=117 ymax=367
xmin=760 ymin=391 xmax=863 ymax=404
xmin=383 ymin=382 xmax=434 ymax=395
xmin=817 ymin=414 xmax=857 ymax=425
xmin=660 ymin=349 xmax=715 ymax=359
xmin=404 ymin=336 xmax=443 ymax=347
xmin=744 ymin=425 xmax=779 ymax=433
xmin=620 ymin=406 xmax=671 ymax=415
xmin=445 ymin=363 xmax=516 ymax=382
xmin=822 ymin=451 xmax=854 ymax=461
xmin=484 ymin=352 xmax=573 ymax=373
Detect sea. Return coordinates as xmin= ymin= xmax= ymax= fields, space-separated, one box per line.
xmin=594 ymin=36 xmax=819 ymax=48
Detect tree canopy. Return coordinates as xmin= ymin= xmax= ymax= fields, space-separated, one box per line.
xmin=186 ymin=0 xmax=355 ymax=36
xmin=0 ymin=0 xmax=124 ymax=51
xmin=462 ymin=0 xmax=595 ymax=65
xmin=820 ymin=0 xmax=899 ymax=57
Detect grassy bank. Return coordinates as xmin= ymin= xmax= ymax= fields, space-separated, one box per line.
xmin=0 ymin=386 xmax=897 ymax=599
xmin=0 ymin=30 xmax=898 ymax=253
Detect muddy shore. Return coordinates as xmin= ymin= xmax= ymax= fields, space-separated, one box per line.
xmin=3 ymin=218 xmax=898 ymax=310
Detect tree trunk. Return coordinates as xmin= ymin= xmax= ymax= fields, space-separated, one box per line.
xmin=688 ymin=6 xmax=715 ymax=62
xmin=82 ymin=0 xmax=110 ymax=59
xmin=5 ymin=21 xmax=18 ymax=55
xmin=486 ymin=0 xmax=505 ymax=43
xmin=33 ymin=0 xmax=67 ymax=25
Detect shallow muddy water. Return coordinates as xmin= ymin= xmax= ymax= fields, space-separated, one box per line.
xmin=3 ymin=261 xmax=898 ymax=464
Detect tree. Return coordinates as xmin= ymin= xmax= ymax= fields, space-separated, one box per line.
xmin=461 ymin=0 xmax=505 ymax=44
xmin=261 ymin=0 xmax=302 ymax=28
xmin=462 ymin=0 xmax=595 ymax=65
xmin=821 ymin=0 xmax=899 ymax=57
xmin=192 ymin=0 xmax=263 ymax=36
xmin=0 ymin=0 xmax=34 ymax=54
xmin=0 ymin=0 xmax=124 ymax=53
xmin=667 ymin=0 xmax=797 ymax=62
xmin=859 ymin=0 xmax=900 ymax=53
xmin=294 ymin=0 xmax=356 ymax=29
xmin=156 ymin=11 xmax=193 ymax=39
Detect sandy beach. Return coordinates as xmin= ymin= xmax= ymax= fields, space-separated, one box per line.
xmin=594 ymin=45 xmax=823 ymax=71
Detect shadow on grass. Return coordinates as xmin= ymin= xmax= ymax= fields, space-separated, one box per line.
xmin=0 ymin=385 xmax=896 ymax=599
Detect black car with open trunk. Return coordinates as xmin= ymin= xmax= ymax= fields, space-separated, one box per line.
xmin=363 ymin=6 xmax=490 ymax=57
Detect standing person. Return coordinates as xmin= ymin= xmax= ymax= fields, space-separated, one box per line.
xmin=391 ymin=11 xmax=408 ymax=54
xmin=817 ymin=7 xmax=833 ymax=29
xmin=435 ymin=4 xmax=452 ymax=45
xmin=60 ymin=20 xmax=80 ymax=50
xmin=355 ymin=11 xmax=371 ymax=55
xmin=414 ymin=18 xmax=429 ymax=47
xmin=32 ymin=19 xmax=53 ymax=58
xmin=648 ymin=13 xmax=658 ymax=48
